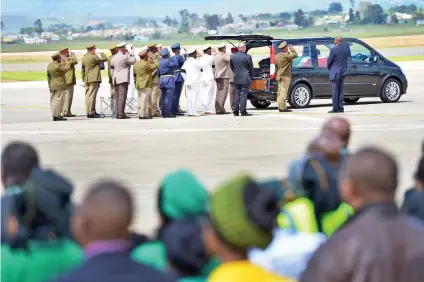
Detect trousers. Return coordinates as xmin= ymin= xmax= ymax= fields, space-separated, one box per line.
xmin=115 ymin=82 xmax=129 ymax=118
xmin=137 ymin=88 xmax=152 ymax=118
xmin=50 ymin=90 xmax=66 ymax=118
xmin=62 ymin=84 xmax=74 ymax=116
xmin=151 ymin=83 xmax=161 ymax=116
xmin=160 ymin=87 xmax=175 ymax=117
xmin=277 ymin=76 xmax=291 ymax=110
xmin=187 ymin=83 xmax=201 ymax=116
xmin=234 ymin=84 xmax=249 ymax=114
xmin=202 ymin=79 xmax=216 ymax=112
xmin=331 ymin=77 xmax=345 ymax=111
xmin=229 ymin=82 xmax=235 ymax=110
xmin=172 ymin=81 xmax=183 ymax=114
xmin=215 ymin=78 xmax=230 ymax=113
xmin=85 ymin=82 xmax=99 ymax=115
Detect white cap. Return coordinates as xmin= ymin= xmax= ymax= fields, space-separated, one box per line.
xmin=216 ymin=42 xmax=226 ymax=49
xmin=187 ymin=47 xmax=197 ymax=55
xmin=157 ymin=44 xmax=163 ymax=48
xmin=203 ymin=44 xmax=211 ymax=51
xmin=116 ymin=42 xmax=126 ymax=48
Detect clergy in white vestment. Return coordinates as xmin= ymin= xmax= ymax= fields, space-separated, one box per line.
xmin=200 ymin=45 xmax=216 ymax=114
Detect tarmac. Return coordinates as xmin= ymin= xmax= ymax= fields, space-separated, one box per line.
xmin=1 ymin=61 xmax=424 ymax=234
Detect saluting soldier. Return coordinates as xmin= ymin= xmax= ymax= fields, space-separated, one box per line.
xmin=47 ymin=52 xmax=71 ymax=121
xmin=170 ymin=43 xmax=186 ymax=116
xmin=275 ymin=41 xmax=298 ymax=113
xmin=107 ymin=45 xmax=118 ymax=101
xmin=59 ymin=48 xmax=78 ymax=117
xmin=81 ymin=44 xmax=108 ymax=118
xmin=147 ymin=43 xmax=162 ymax=117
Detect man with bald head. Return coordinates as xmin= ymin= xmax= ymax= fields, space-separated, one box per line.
xmin=327 ymin=36 xmax=351 ymax=113
xmin=321 ymin=116 xmax=351 ymax=155
xmin=54 ymin=179 xmax=176 ymax=282
xmin=301 ymin=146 xmax=424 ymax=282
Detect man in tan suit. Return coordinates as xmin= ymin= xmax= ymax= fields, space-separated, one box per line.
xmin=47 ymin=52 xmax=70 ymax=121
xmin=107 ymin=45 xmax=118 ymax=101
xmin=134 ymin=48 xmax=158 ymax=119
xmin=59 ymin=48 xmax=78 ymax=117
xmin=275 ymin=41 xmax=298 ymax=112
xmin=111 ymin=42 xmax=136 ymax=119
xmin=213 ymin=42 xmax=231 ymax=114
xmin=148 ymin=43 xmax=162 ymax=117
xmin=81 ymin=44 xmax=108 ymax=118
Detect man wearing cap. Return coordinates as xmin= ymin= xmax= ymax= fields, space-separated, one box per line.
xmin=158 ymin=48 xmax=178 ymax=118
xmin=107 ymin=46 xmax=118 ymax=104
xmin=148 ymin=43 xmax=162 ymax=117
xmin=59 ymin=48 xmax=78 ymax=117
xmin=275 ymin=41 xmax=298 ymax=113
xmin=111 ymin=42 xmax=136 ymax=119
xmin=170 ymin=43 xmax=186 ymax=116
xmin=81 ymin=44 xmax=108 ymax=118
xmin=181 ymin=48 xmax=205 ymax=116
xmin=200 ymin=45 xmax=216 ymax=114
xmin=213 ymin=42 xmax=231 ymax=114
xmin=134 ymin=48 xmax=159 ymax=119
xmin=47 ymin=52 xmax=71 ymax=121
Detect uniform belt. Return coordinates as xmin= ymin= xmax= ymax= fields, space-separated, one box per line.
xmin=161 ymin=74 xmax=174 ymax=77
xmin=174 ymin=69 xmax=182 ymax=73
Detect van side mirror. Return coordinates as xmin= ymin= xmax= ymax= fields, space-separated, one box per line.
xmin=373 ymin=55 xmax=379 ymax=63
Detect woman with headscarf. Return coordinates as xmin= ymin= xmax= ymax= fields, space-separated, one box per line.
xmin=131 ymin=169 xmax=220 ymax=275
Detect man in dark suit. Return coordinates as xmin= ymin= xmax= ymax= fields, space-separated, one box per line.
xmin=327 ymin=36 xmax=351 ymax=113
xmin=230 ymin=42 xmax=254 ymax=116
xmin=53 ymin=179 xmax=176 ymax=282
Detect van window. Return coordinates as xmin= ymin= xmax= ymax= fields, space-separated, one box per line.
xmin=273 ymin=43 xmax=312 ymax=68
xmin=315 ymin=43 xmax=334 ymax=68
xmin=348 ymin=42 xmax=372 ymax=63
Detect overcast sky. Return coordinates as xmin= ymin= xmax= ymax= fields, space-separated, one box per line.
xmin=2 ymin=0 xmax=422 ymax=18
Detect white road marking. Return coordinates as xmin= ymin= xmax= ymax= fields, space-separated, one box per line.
xmin=2 ymin=125 xmax=424 ymax=135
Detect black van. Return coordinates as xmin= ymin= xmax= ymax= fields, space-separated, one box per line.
xmin=205 ymin=35 xmax=408 ymax=109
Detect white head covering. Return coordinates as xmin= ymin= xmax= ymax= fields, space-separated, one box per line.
xmin=116 ymin=42 xmax=126 ymax=48
xmin=187 ymin=47 xmax=197 ymax=55
xmin=216 ymin=42 xmax=226 ymax=49
xmin=203 ymin=44 xmax=212 ymax=51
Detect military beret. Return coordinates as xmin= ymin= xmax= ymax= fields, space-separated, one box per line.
xmin=160 ymin=47 xmax=170 ymax=56
xmin=109 ymin=45 xmax=117 ymax=50
xmin=278 ymin=41 xmax=288 ymax=49
xmin=203 ymin=44 xmax=211 ymax=51
xmin=51 ymin=51 xmax=61 ymax=59
xmin=147 ymin=43 xmax=157 ymax=48
xmin=171 ymin=43 xmax=181 ymax=49
xmin=216 ymin=42 xmax=226 ymax=49
xmin=187 ymin=47 xmax=197 ymax=55
xmin=86 ymin=44 xmax=96 ymax=49
xmin=116 ymin=42 xmax=126 ymax=48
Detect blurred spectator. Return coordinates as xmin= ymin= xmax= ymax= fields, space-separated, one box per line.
xmin=162 ymin=219 xmax=210 ymax=282
xmin=2 ymin=141 xmax=39 ymax=189
xmin=132 ymin=169 xmax=219 ymax=275
xmin=201 ymin=174 xmax=294 ymax=282
xmin=54 ymin=179 xmax=176 ymax=282
xmin=321 ymin=116 xmax=351 ymax=156
xmin=300 ymin=146 xmax=424 ymax=282
xmin=401 ymin=156 xmax=424 ymax=221
xmin=1 ymin=168 xmax=82 ymax=282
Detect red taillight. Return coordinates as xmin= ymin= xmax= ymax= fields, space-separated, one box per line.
xmin=270 ymin=44 xmax=276 ymax=79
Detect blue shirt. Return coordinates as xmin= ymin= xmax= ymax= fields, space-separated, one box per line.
xmin=171 ymin=55 xmax=186 ymax=82
xmin=159 ymin=58 xmax=178 ymax=88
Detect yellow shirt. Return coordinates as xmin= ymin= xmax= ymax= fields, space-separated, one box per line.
xmin=208 ymin=261 xmax=294 ymax=282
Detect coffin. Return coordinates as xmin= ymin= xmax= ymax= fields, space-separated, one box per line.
xmin=250 ymin=79 xmax=267 ymax=91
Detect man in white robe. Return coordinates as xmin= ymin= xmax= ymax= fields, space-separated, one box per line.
xmin=181 ymin=47 xmax=205 ymax=116
xmin=200 ymin=45 xmax=216 ymax=114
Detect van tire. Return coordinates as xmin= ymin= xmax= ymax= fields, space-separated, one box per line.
xmin=344 ymin=98 xmax=360 ymax=104
xmin=380 ymin=78 xmax=402 ymax=103
xmin=288 ymin=83 xmax=312 ymax=109
xmin=250 ymin=100 xmax=271 ymax=109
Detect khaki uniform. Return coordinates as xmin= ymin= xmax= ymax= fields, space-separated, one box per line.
xmin=275 ymin=46 xmax=298 ymax=110
xmin=81 ymin=53 xmax=108 ymax=115
xmin=134 ymin=59 xmax=159 ymax=118
xmin=47 ymin=61 xmax=71 ymax=118
xmin=107 ymin=55 xmax=116 ymax=99
xmin=62 ymin=53 xmax=78 ymax=116
xmin=213 ymin=52 xmax=232 ymax=113
xmin=148 ymin=52 xmax=162 ymax=116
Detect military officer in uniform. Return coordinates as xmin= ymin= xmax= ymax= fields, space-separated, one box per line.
xmin=213 ymin=42 xmax=231 ymax=114
xmin=147 ymin=43 xmax=162 ymax=117
xmin=81 ymin=44 xmax=108 ymax=118
xmin=170 ymin=43 xmax=186 ymax=116
xmin=47 ymin=52 xmax=70 ymax=121
xmin=275 ymin=41 xmax=298 ymax=113
xmin=59 ymin=48 xmax=78 ymax=117
xmin=107 ymin=45 xmax=118 ymax=104
xmin=158 ymin=48 xmax=178 ymax=118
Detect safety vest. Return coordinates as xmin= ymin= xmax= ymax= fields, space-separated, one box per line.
xmin=277 ymin=197 xmax=354 ymax=237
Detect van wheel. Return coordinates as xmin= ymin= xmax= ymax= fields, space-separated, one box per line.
xmin=289 ymin=83 xmax=312 ymax=109
xmin=380 ymin=78 xmax=401 ymax=103
xmin=250 ymin=100 xmax=271 ymax=109
xmin=344 ymin=98 xmax=360 ymax=104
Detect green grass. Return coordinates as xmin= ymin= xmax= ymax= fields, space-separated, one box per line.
xmin=2 ymin=24 xmax=423 ymax=53
xmin=388 ymin=55 xmax=424 ymax=62
xmin=1 ymin=70 xmax=108 ymax=82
